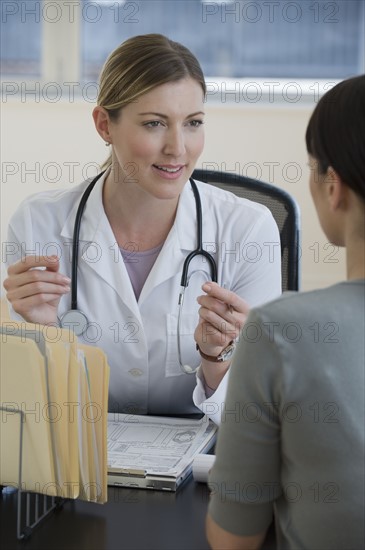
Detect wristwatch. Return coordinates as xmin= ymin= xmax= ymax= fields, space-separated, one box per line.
xmin=196 ymin=340 xmax=236 ymax=363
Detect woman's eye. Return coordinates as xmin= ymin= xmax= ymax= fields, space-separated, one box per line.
xmin=188 ymin=120 xmax=204 ymax=128
xmin=144 ymin=121 xmax=163 ymax=128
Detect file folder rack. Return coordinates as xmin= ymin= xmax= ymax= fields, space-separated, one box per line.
xmin=1 ymin=405 xmax=64 ymax=540
xmin=0 ymin=326 xmax=64 ymax=540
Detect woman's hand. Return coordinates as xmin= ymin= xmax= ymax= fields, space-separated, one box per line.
xmin=3 ymin=255 xmax=71 ymax=325
xmin=194 ymin=282 xmax=249 ymax=390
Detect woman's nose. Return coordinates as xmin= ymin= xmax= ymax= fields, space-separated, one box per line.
xmin=163 ymin=128 xmax=186 ymax=157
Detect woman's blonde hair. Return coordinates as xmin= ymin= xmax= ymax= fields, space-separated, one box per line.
xmin=98 ymin=34 xmax=206 ymax=170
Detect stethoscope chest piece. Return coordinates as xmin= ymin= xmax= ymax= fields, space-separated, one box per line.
xmin=59 ymin=309 xmax=89 ymax=337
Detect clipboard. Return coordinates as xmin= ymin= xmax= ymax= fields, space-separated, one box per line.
xmin=107 ymin=413 xmax=217 ymax=491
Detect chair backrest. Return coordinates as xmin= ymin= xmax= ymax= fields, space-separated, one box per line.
xmin=192 ymin=169 xmax=301 ymax=292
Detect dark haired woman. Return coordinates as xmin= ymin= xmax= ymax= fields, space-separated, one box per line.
xmin=207 ymin=75 xmax=365 ymax=549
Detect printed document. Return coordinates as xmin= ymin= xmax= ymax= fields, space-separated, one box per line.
xmin=107 ymin=413 xmax=217 ymax=490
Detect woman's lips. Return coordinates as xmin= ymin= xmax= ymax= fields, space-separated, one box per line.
xmin=152 ymin=164 xmax=185 ymax=179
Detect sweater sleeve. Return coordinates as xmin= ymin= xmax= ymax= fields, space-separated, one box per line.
xmin=208 ymin=309 xmax=283 ymax=535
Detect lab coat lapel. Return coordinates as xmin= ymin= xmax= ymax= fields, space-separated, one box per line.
xmin=60 ymin=175 xmax=140 ymax=317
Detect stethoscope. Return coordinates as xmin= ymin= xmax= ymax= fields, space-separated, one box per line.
xmin=59 ymin=171 xmax=217 ymax=375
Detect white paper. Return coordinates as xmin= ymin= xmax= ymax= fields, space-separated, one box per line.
xmin=107 ymin=413 xmax=217 ymax=477
xmin=192 ymin=454 xmax=216 ymax=483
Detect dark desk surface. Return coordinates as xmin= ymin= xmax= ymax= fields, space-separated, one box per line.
xmin=1 ymin=481 xmax=276 ymax=550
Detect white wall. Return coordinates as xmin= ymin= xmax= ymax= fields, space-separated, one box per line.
xmin=1 ymin=97 xmax=346 ymax=291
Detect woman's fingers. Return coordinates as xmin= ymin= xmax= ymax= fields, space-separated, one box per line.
xmin=197 ymin=295 xmax=238 ymax=323
xmin=197 ymin=305 xmax=241 ymax=337
xmin=3 ymin=255 xmax=71 ymax=324
xmin=4 ymin=255 xmax=70 ymax=295
xmin=200 ymin=282 xmax=249 ymax=315
xmin=4 ymin=269 xmax=70 ymax=292
xmin=197 ymin=283 xmax=249 ymax=333
xmin=195 ymin=318 xmax=229 ymax=349
xmin=7 ymin=254 xmax=60 ymax=275
xmin=6 ymin=281 xmax=70 ymax=302
xmin=195 ymin=282 xmax=251 ymax=358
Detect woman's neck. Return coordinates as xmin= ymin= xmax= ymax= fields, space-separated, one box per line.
xmin=346 ymin=240 xmax=365 ymax=281
xmin=102 ymin=171 xmax=179 ymax=251
xmin=344 ymin=197 xmax=365 ymax=281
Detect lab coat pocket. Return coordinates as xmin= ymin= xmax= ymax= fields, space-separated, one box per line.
xmin=165 ymin=313 xmax=199 ymax=377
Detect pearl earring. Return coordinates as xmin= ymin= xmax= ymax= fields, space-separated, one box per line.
xmin=105 ymin=141 xmax=110 ymax=147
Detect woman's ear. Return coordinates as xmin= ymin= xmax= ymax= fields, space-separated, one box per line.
xmin=92 ymin=106 xmax=113 ymax=144
xmin=326 ymin=167 xmax=348 ymax=211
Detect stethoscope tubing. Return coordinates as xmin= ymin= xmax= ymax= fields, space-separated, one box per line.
xmin=180 ymin=179 xmax=217 ymax=287
xmin=63 ymin=171 xmax=218 ymax=373
xmin=71 ymin=170 xmax=105 ymax=309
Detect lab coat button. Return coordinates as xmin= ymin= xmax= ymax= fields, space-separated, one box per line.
xmin=128 ymin=368 xmax=143 ymax=377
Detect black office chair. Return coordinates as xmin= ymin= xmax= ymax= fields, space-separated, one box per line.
xmin=192 ymin=169 xmax=301 ymax=292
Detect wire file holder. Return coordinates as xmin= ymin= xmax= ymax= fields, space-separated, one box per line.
xmin=0 ymin=325 xmax=65 ymax=540
xmin=1 ymin=406 xmax=64 ymax=540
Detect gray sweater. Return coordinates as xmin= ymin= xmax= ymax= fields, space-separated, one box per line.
xmin=209 ymin=280 xmax=365 ymax=549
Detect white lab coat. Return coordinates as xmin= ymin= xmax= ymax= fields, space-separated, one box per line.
xmin=6 ymin=172 xmax=281 ymax=423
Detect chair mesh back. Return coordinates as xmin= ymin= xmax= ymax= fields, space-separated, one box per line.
xmin=192 ymin=170 xmax=300 ymax=292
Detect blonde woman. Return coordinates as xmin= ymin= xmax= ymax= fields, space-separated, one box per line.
xmin=4 ymin=34 xmax=281 ymax=420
